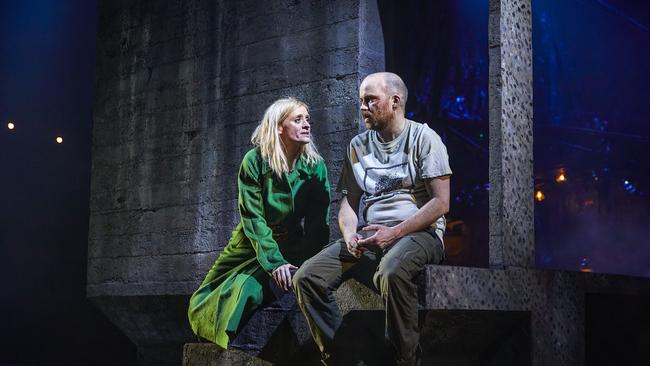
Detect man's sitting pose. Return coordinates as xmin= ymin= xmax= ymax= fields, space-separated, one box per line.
xmin=293 ymin=72 xmax=452 ymax=366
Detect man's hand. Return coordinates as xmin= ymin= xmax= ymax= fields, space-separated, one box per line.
xmin=346 ymin=232 xmax=365 ymax=258
xmin=358 ymin=224 xmax=400 ymax=250
xmin=272 ymin=263 xmax=298 ymax=291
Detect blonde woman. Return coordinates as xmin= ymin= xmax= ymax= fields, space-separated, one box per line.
xmin=188 ymin=97 xmax=330 ymax=349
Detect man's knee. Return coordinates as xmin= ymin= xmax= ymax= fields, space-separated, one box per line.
xmin=293 ymin=260 xmax=326 ymax=292
xmin=293 ymin=263 xmax=329 ymax=307
xmin=292 ymin=265 xmax=310 ymax=290
xmin=374 ymin=258 xmax=408 ymax=291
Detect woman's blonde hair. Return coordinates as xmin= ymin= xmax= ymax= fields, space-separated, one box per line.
xmin=251 ymin=97 xmax=323 ymax=177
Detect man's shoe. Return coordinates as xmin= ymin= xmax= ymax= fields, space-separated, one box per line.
xmin=320 ymin=351 xmax=362 ymax=366
xmin=395 ymin=344 xmax=422 ymax=366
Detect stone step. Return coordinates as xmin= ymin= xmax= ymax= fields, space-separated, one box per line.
xmin=183 ymin=265 xmax=534 ymax=366
xmin=183 ymin=309 xmax=531 ymax=366
xmin=184 ymin=264 xmax=650 ymax=365
xmin=183 ymin=343 xmax=272 ymax=366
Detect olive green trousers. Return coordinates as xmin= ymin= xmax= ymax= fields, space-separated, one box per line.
xmin=293 ymin=228 xmax=444 ymax=365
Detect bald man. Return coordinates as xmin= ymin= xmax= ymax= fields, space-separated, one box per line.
xmin=293 ymin=72 xmax=452 ymax=366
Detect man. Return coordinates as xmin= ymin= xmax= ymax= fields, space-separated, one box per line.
xmin=293 ymin=72 xmax=451 ymax=366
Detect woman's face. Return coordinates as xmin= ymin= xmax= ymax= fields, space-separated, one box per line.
xmin=278 ymin=106 xmax=311 ymax=148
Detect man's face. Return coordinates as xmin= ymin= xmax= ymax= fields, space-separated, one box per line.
xmin=359 ymin=78 xmax=393 ymax=131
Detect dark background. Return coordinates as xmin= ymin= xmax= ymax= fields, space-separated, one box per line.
xmin=380 ymin=0 xmax=491 ymax=269
xmin=532 ymin=0 xmax=650 ymax=277
xmin=1 ymin=0 xmax=648 ymax=364
xmin=0 ymin=0 xmax=137 ymax=364
xmin=379 ymin=0 xmax=650 ymax=277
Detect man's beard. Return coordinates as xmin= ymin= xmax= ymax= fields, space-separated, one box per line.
xmin=364 ymin=116 xmax=384 ymax=130
xmin=366 ymin=119 xmax=386 ymax=131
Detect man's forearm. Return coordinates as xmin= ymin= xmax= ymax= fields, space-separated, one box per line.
xmin=338 ymin=196 xmax=359 ymax=242
xmin=393 ymin=197 xmax=448 ymax=238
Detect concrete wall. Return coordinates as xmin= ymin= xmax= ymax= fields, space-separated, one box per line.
xmin=88 ymin=0 xmax=383 ymax=363
xmin=488 ymin=0 xmax=534 ymax=269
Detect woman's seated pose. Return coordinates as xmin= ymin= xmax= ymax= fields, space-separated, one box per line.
xmin=188 ymin=97 xmax=330 ymax=348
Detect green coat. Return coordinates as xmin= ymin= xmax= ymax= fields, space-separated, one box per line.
xmin=188 ymin=148 xmax=330 ymax=348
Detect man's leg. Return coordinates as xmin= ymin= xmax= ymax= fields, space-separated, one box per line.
xmin=293 ymin=239 xmax=359 ymax=356
xmin=373 ymin=230 xmax=444 ymax=365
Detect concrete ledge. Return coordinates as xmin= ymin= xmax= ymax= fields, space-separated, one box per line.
xmin=182 ymin=265 xmax=650 ymax=365
xmin=183 ymin=309 xmax=531 ymax=366
xmin=183 ymin=343 xmax=271 ymax=366
xmin=334 ymin=277 xmax=383 ymax=313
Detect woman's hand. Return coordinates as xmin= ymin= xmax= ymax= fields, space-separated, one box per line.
xmin=272 ymin=263 xmax=298 ymax=291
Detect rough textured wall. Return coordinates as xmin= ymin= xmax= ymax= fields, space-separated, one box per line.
xmin=488 ymin=0 xmax=534 ymax=268
xmin=88 ymin=0 xmax=383 ymax=362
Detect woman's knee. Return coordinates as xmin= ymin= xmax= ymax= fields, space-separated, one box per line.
xmin=240 ymin=277 xmax=264 ymax=306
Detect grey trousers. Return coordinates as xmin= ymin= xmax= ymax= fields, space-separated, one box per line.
xmin=293 ymin=228 xmax=444 ymax=364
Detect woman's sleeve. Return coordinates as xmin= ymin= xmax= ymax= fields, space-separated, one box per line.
xmin=302 ymin=160 xmax=331 ymax=257
xmin=238 ymin=152 xmax=288 ymax=273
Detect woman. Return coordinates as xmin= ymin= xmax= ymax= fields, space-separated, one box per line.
xmin=188 ymin=97 xmax=330 ymax=348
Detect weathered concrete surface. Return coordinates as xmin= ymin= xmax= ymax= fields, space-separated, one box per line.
xmin=488 ymin=0 xmax=534 ymax=269
xmin=89 ymin=0 xmax=384 ymax=364
xmin=182 ymin=266 xmax=650 ymax=366
xmin=184 ymin=311 xmax=530 ymax=366
xmin=183 ymin=344 xmax=271 ymax=366
xmin=89 ymin=295 xmax=194 ymax=365
xmin=183 ymin=275 xmax=531 ymax=366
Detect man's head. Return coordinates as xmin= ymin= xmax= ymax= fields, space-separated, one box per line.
xmin=359 ymin=72 xmax=408 ymax=131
